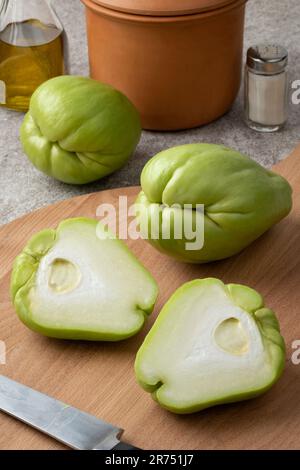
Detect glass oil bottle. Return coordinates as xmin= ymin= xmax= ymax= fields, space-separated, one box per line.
xmin=0 ymin=0 xmax=65 ymax=112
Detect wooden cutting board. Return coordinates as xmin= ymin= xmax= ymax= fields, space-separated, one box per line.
xmin=0 ymin=145 xmax=300 ymax=450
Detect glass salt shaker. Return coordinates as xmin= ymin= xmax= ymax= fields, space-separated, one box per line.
xmin=244 ymin=44 xmax=289 ymax=132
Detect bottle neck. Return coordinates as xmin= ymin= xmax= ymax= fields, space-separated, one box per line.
xmin=0 ymin=0 xmax=62 ymax=34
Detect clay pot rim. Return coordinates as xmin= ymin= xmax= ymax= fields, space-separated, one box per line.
xmin=82 ymin=0 xmax=247 ymax=23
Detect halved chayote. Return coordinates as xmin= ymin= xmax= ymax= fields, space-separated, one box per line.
xmin=11 ymin=218 xmax=158 ymax=341
xmin=135 ymin=278 xmax=285 ymax=414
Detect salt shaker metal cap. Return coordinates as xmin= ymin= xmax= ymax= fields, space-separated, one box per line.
xmin=247 ymin=44 xmax=288 ymax=75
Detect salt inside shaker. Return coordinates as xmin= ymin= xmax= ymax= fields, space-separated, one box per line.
xmin=245 ymin=44 xmax=288 ymax=132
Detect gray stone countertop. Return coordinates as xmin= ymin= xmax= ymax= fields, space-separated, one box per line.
xmin=1 ymin=0 xmax=299 ymax=225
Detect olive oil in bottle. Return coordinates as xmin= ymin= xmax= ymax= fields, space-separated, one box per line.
xmin=0 ymin=1 xmax=65 ymax=112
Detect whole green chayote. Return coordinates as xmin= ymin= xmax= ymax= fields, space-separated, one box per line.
xmin=20 ymin=76 xmax=141 ymax=184
xmin=135 ymin=144 xmax=292 ymax=263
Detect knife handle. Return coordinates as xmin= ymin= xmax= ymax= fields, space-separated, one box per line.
xmin=113 ymin=442 xmax=141 ymax=451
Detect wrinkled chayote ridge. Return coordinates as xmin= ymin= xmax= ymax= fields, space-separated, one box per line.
xmin=135 ymin=278 xmax=285 ymax=414
xmin=11 ymin=218 xmax=158 ymax=341
xmin=135 ymin=144 xmax=292 ymax=263
xmin=20 ymin=76 xmax=141 ymax=184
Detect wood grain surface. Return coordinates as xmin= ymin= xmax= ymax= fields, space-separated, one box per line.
xmin=0 ymin=146 xmax=300 ymax=450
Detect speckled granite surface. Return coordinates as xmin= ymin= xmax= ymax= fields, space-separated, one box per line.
xmin=1 ymin=0 xmax=299 ymax=224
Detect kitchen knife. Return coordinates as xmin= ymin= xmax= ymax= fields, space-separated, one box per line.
xmin=0 ymin=375 xmax=139 ymax=450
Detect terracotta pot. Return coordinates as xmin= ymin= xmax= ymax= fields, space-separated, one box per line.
xmin=82 ymin=0 xmax=248 ymax=130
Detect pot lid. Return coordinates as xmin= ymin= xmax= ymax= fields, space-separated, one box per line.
xmin=91 ymin=0 xmax=239 ymax=16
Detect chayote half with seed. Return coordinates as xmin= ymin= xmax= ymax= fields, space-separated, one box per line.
xmin=11 ymin=218 xmax=158 ymax=340
xmin=135 ymin=278 xmax=285 ymax=414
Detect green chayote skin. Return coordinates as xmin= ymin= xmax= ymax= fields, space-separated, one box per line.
xmin=136 ymin=144 xmax=292 ymax=263
xmin=135 ymin=278 xmax=286 ymax=414
xmin=20 ymin=76 xmax=141 ymax=184
xmin=10 ymin=218 xmax=158 ymax=341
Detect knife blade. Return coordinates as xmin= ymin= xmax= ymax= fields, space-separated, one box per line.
xmin=0 ymin=375 xmax=138 ymax=450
